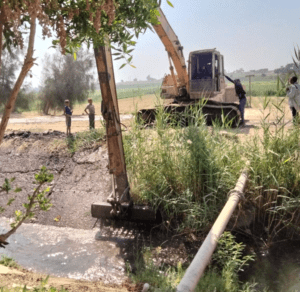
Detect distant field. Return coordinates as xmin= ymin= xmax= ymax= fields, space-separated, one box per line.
xmin=88 ymin=80 xmax=280 ymax=102
xmin=243 ymin=80 xmax=278 ymax=97
xmin=88 ymin=83 xmax=161 ymax=102
xmin=116 ymin=82 xmax=162 ymax=90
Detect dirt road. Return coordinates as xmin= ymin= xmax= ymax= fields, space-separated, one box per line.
xmin=4 ymin=95 xmax=158 ymax=133
xmin=2 ymin=95 xmax=293 ymax=134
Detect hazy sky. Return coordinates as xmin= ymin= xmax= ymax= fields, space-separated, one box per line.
xmin=31 ymin=0 xmax=300 ymax=86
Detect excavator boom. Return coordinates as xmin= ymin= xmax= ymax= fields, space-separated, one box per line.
xmin=153 ymin=8 xmax=189 ymax=93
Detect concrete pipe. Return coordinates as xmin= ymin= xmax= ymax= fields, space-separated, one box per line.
xmin=177 ymin=165 xmax=249 ymax=292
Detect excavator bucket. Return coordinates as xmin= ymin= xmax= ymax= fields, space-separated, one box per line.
xmin=91 ymin=202 xmax=157 ymax=222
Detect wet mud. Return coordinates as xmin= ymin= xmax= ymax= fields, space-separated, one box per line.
xmin=0 ymin=131 xmax=111 ymax=230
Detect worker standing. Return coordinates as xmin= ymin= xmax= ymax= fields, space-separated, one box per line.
xmin=64 ymin=99 xmax=73 ymax=136
xmin=84 ymin=98 xmax=96 ymax=129
xmin=286 ymin=76 xmax=300 ymax=125
xmin=225 ymin=76 xmax=247 ymax=126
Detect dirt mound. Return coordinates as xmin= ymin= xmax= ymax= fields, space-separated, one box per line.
xmin=0 ymin=131 xmax=111 ymax=230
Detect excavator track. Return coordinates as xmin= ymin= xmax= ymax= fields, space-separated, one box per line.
xmin=137 ymin=100 xmax=241 ymax=127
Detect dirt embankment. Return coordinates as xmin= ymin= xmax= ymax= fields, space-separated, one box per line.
xmin=0 ymin=130 xmax=111 ymax=230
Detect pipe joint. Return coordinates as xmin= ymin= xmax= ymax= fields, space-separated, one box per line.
xmin=227 ymin=189 xmax=245 ymax=201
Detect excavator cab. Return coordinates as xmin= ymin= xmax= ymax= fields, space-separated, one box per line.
xmin=189 ymin=49 xmax=225 ymax=100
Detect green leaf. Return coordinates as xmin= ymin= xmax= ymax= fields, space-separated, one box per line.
xmin=23 ymin=203 xmax=29 ymax=209
xmin=166 ymin=0 xmax=174 ymax=7
xmin=130 ymin=64 xmax=136 ymax=68
xmin=119 ymin=63 xmax=126 ymax=69
xmin=7 ymin=198 xmax=15 ymax=206
xmin=52 ymin=40 xmax=60 ymax=46
xmin=14 ymin=187 xmax=22 ymax=193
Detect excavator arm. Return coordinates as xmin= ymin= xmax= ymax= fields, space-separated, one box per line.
xmin=153 ymin=8 xmax=189 ymax=96
xmin=91 ymin=43 xmax=156 ymax=222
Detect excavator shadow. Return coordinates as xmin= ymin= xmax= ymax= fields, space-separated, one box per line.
xmin=92 ymin=217 xmax=203 ymax=279
xmin=92 ymin=218 xmax=191 ymax=276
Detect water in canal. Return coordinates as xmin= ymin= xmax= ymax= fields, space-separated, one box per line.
xmin=0 ymin=217 xmax=136 ymax=284
xmin=3 ymin=216 xmax=300 ymax=290
xmin=240 ymin=240 xmax=300 ymax=291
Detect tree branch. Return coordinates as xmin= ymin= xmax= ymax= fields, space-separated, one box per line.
xmin=2 ymin=182 xmax=45 ymax=240
xmin=0 ymin=10 xmax=37 ymax=144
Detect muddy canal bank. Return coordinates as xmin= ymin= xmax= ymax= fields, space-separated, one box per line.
xmin=0 ymin=131 xmax=111 ymax=230
xmin=0 ymin=131 xmax=198 ymax=288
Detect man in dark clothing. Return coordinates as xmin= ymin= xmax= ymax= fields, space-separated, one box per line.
xmin=225 ymin=76 xmax=247 ymax=125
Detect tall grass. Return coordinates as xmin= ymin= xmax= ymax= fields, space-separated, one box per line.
xmin=124 ymin=104 xmax=242 ymax=232
xmin=124 ymin=96 xmax=300 ymax=243
xmin=124 ymin=98 xmax=300 ymax=290
xmin=129 ymin=232 xmax=257 ymax=292
xmin=243 ymin=97 xmax=300 ymax=243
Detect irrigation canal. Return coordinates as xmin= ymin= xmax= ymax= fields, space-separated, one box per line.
xmin=2 ymin=217 xmax=300 ymax=290
xmin=0 ymin=218 xmax=128 ymax=284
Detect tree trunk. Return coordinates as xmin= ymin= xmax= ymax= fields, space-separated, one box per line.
xmin=0 ymin=12 xmax=37 ymax=145
xmin=0 ymin=8 xmax=4 ymax=77
xmin=43 ymin=101 xmax=50 ymax=115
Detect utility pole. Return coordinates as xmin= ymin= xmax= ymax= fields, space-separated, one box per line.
xmin=245 ymin=74 xmax=254 ymax=107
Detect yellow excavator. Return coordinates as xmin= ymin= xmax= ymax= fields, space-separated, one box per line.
xmin=138 ymin=8 xmax=240 ymax=126
xmin=91 ymin=8 xmax=240 ymax=222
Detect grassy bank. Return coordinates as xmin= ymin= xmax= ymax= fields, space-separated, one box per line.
xmin=129 ymin=232 xmax=257 ymax=292
xmin=125 ymin=98 xmax=300 ymax=238
xmin=123 ymin=98 xmax=300 ymax=290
